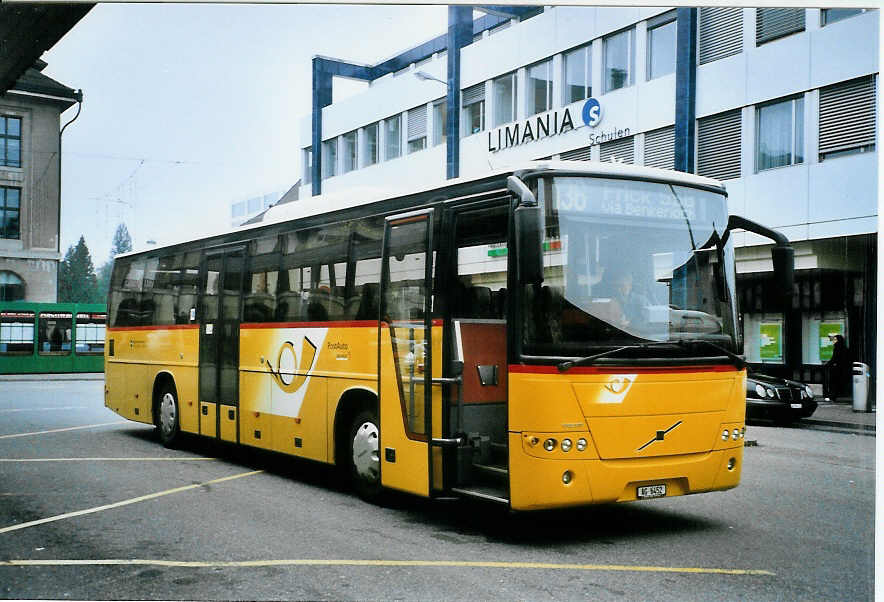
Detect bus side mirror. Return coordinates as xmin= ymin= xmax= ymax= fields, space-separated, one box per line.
xmin=726 ymin=214 xmax=794 ymax=299
xmin=508 ymin=175 xmax=544 ymax=285
xmin=515 ymin=205 xmax=544 ymax=284
xmin=771 ymin=244 xmax=794 ymax=298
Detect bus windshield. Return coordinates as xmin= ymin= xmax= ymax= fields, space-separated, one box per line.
xmin=521 ymin=176 xmax=739 ymax=358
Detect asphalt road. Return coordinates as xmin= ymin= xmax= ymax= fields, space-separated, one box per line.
xmin=0 ymin=379 xmax=875 ymax=600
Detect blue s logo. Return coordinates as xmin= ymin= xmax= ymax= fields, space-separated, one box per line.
xmin=582 ymin=98 xmax=602 ymax=127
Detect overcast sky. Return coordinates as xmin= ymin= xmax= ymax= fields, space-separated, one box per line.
xmin=42 ymin=3 xmax=448 ymax=264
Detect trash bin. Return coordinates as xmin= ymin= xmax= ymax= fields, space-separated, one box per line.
xmin=852 ymin=362 xmax=871 ymax=412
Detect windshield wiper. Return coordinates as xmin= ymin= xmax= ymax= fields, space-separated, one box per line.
xmin=675 ymin=338 xmax=746 ymax=370
xmin=556 ymin=339 xmax=746 ymax=372
xmin=557 ymin=342 xmax=674 ymax=372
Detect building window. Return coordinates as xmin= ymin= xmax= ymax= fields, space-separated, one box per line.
xmin=563 ymin=44 xmax=591 ymax=104
xmin=0 ymin=272 xmax=25 ymax=303
xmin=603 ymin=28 xmax=635 ymax=93
xmin=756 ymin=8 xmax=805 ymax=45
xmin=757 ymin=96 xmax=804 ymax=172
xmin=647 ymin=11 xmax=677 ymax=80
xmin=821 ymin=8 xmax=867 ymax=26
xmin=384 ymin=114 xmax=402 ymax=160
xmin=0 ymin=116 xmax=21 ymax=168
xmin=698 ymin=7 xmax=743 ymax=65
xmin=341 ymin=130 xmax=357 ymax=173
xmin=364 ymin=122 xmax=379 ymax=166
xmin=407 ymin=105 xmax=427 ymax=153
xmin=0 ymin=186 xmax=20 ymax=240
xmin=643 ymin=126 xmax=675 ymax=170
xmin=231 ymin=201 xmax=246 ymax=219
xmin=819 ymin=76 xmax=876 ymax=161
xmin=697 ymin=109 xmax=742 ymax=180
xmin=492 ymin=72 xmax=517 ymax=126
xmin=527 ymin=59 xmax=553 ymax=116
xmin=600 ymin=136 xmax=634 ymax=164
xmin=321 ymin=139 xmax=337 ymax=179
xmin=432 ymin=100 xmax=446 ymax=147
xmin=302 ymin=148 xmax=312 ymax=185
xmin=461 ymin=83 xmax=485 ymax=137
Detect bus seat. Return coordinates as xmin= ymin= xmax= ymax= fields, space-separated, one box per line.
xmin=468 ymin=286 xmax=493 ymax=318
xmin=355 ymin=283 xmax=379 ymax=321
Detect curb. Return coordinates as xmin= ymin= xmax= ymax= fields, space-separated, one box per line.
xmin=798 ymin=419 xmax=875 ymax=436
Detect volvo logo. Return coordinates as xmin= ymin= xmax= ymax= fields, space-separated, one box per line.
xmin=637 ymin=421 xmax=683 ymax=452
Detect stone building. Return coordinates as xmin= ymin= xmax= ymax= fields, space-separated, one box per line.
xmin=0 ymin=59 xmax=81 ymax=302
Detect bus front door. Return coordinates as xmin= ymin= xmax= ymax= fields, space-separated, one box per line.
xmin=378 ymin=209 xmax=441 ymax=497
xmin=198 ymin=247 xmax=244 ymax=442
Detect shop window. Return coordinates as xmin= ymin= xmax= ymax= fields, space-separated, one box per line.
xmin=756 ymin=95 xmax=804 ymax=172
xmin=647 ymin=11 xmax=676 ymax=80
xmin=743 ymin=313 xmax=784 ymax=363
xmin=603 ymin=28 xmax=634 ymax=92
xmin=563 ymin=44 xmax=591 ymax=104
xmin=0 ymin=116 xmax=21 ymax=168
xmin=802 ymin=313 xmax=846 ymax=365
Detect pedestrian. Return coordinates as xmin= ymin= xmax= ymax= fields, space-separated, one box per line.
xmin=825 ymin=334 xmax=850 ymax=401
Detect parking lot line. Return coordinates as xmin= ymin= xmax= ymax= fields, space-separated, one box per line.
xmin=0 ymin=457 xmax=217 ymax=462
xmin=0 ymin=422 xmax=126 ymax=439
xmin=0 ymin=470 xmax=263 ymax=535
xmin=0 ymin=558 xmax=775 ymax=576
xmin=0 ymin=407 xmax=89 ymax=413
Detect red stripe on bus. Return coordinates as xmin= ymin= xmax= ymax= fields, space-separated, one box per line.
xmin=508 ymin=364 xmax=739 ymax=375
xmin=241 ymin=319 xmax=444 ymax=329
xmin=107 ymin=324 xmax=199 ymax=332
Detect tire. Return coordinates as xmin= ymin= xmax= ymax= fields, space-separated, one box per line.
xmin=156 ymin=382 xmax=181 ymax=448
xmin=349 ymin=408 xmax=382 ymax=501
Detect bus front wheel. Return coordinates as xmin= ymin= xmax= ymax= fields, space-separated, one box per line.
xmin=156 ymin=383 xmax=181 ymax=448
xmin=349 ymin=409 xmax=382 ymax=501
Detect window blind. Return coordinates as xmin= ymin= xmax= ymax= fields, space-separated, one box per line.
xmin=697 ymin=109 xmax=742 ymax=180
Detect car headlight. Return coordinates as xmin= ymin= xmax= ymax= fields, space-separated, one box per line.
xmin=766 ymin=388 xmax=775 ymax=398
xmin=754 ymin=384 xmax=766 ymax=398
xmin=805 ymin=385 xmax=813 ymax=398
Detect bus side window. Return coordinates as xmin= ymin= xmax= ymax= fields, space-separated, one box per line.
xmin=453 ymin=205 xmax=509 ymax=320
xmin=110 ymin=259 xmax=144 ymax=327
xmin=347 ymin=217 xmax=383 ymax=321
xmin=244 ymin=236 xmax=280 ymax=323
xmin=147 ymin=256 xmax=176 ymax=326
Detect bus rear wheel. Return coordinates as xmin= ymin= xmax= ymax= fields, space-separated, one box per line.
xmin=156 ymin=383 xmax=181 ymax=448
xmin=349 ymin=409 xmax=382 ymax=501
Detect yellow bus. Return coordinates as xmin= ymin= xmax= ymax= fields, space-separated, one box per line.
xmin=104 ymin=162 xmax=793 ymax=510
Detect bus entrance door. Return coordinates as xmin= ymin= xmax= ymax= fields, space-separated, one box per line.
xmin=198 ymin=247 xmax=244 ymax=443
xmin=378 ymin=210 xmax=441 ymax=497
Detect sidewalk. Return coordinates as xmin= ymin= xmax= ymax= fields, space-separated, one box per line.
xmin=800 ymin=401 xmax=876 ymax=436
xmin=0 ymin=372 xmax=104 ymax=381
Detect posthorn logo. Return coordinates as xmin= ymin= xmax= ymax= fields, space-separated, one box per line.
xmin=582 ymin=97 xmax=602 ymax=127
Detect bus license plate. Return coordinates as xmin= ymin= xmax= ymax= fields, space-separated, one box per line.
xmin=637 ymin=484 xmax=666 ymax=499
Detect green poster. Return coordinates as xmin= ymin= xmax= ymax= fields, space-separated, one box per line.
xmin=818 ymin=322 xmax=844 ymax=362
xmin=759 ymin=322 xmax=783 ymax=362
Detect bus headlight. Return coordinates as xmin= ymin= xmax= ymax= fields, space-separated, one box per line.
xmin=562 ymin=470 xmax=573 ymax=484
xmin=561 ymin=439 xmax=572 ymax=452
xmin=543 ymin=438 xmax=557 ymax=452
xmin=732 ymin=430 xmax=739 ymax=441
xmin=576 ymin=438 xmax=587 ymax=452
xmin=722 ymin=429 xmax=730 ymax=441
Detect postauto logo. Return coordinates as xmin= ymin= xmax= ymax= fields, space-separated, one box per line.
xmin=582 ymin=97 xmax=602 ymax=127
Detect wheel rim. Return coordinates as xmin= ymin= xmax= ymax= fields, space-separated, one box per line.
xmin=160 ymin=392 xmax=177 ymax=436
xmin=352 ymin=421 xmax=380 ymax=483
